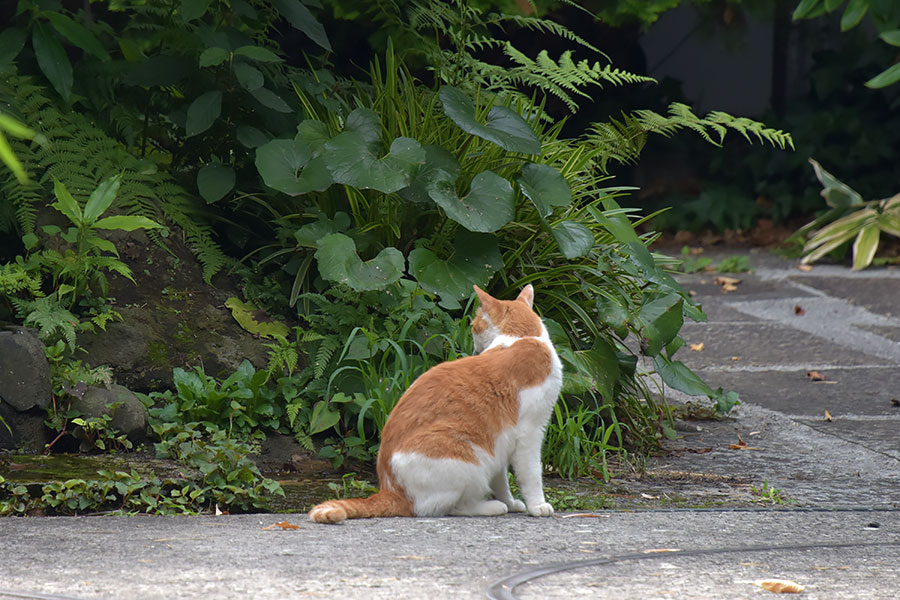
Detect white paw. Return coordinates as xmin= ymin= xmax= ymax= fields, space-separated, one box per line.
xmin=507 ymin=499 xmax=526 ymax=513
xmin=527 ymin=502 xmax=554 ymax=517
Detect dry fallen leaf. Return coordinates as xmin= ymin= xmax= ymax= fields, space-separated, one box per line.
xmin=262 ymin=521 xmax=301 ymax=531
xmin=713 ymin=275 xmax=741 ymax=293
xmin=793 ymin=304 xmax=806 ymax=316
xmin=756 ymin=579 xmax=805 ymax=593
xmin=825 ymin=410 xmax=833 ymax=422
xmin=642 ymin=548 xmax=682 ymax=554
xmin=714 ymin=276 xmax=741 ymax=285
xmin=641 ymin=493 xmax=660 ymax=500
xmin=796 ymin=264 xmax=813 ymax=272
xmin=689 ymin=342 xmax=705 ymax=352
xmin=806 ymin=371 xmax=826 ymax=382
xmin=729 ymin=433 xmax=762 ymax=451
xmin=731 ymin=356 xmax=741 ymax=361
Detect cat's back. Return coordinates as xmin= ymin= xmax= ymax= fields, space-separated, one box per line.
xmin=378 ymin=337 xmax=557 ymax=461
xmin=395 ymin=336 xmax=553 ymax=410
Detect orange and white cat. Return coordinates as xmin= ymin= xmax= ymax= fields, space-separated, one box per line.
xmin=308 ymin=284 xmax=562 ymax=523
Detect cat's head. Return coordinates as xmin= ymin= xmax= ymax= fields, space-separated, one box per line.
xmin=471 ymin=285 xmax=543 ymax=353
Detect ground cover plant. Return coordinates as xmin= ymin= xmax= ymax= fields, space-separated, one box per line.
xmin=0 ymin=0 xmax=792 ymax=515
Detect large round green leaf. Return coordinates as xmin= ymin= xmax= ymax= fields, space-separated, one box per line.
xmin=197 ymin=164 xmax=236 ymax=204
xmin=185 ymin=90 xmax=222 ymax=137
xmin=315 ymin=233 xmax=405 ymax=291
xmin=294 ymin=213 xmax=351 ymax=247
xmin=344 ymin=108 xmax=382 ymax=149
xmin=551 ymin=220 xmax=594 ymax=259
xmin=323 ymin=132 xmax=424 ymax=193
xmin=408 ymin=231 xmax=503 ymax=307
xmin=427 ymin=170 xmax=514 ymax=233
xmin=439 ymin=86 xmax=541 ymax=154
xmin=255 ymin=138 xmax=333 ymax=195
xmin=398 ymin=144 xmax=459 ymax=206
xmin=517 ymin=163 xmax=571 ymax=217
xmin=297 ymin=119 xmax=331 ymax=153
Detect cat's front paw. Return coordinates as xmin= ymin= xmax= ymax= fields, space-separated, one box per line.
xmin=507 ymin=499 xmax=526 ymax=513
xmin=527 ymin=502 xmax=554 ymax=517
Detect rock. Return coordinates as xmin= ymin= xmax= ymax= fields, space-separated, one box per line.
xmin=70 ymin=384 xmax=149 ymax=443
xmin=0 ymin=326 xmax=52 ymax=411
xmin=0 ymin=404 xmax=50 ymax=452
xmin=78 ymin=234 xmax=269 ymax=392
xmin=253 ymin=434 xmax=332 ymax=475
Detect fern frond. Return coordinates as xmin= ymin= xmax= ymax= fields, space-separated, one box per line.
xmin=501 ymin=14 xmax=603 ymax=56
xmin=0 ymin=262 xmax=43 ymax=298
xmin=632 ymin=103 xmax=794 ymax=150
xmin=21 ymin=295 xmax=78 ymax=352
xmin=293 ymin=429 xmax=314 ymax=451
xmin=587 ymin=102 xmax=794 ymax=171
xmin=314 ymin=337 xmax=340 ymax=380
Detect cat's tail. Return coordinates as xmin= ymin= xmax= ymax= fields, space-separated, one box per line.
xmin=308 ymin=490 xmax=413 ymax=524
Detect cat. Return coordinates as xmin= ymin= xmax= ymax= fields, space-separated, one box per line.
xmin=308 ymin=284 xmax=563 ymax=523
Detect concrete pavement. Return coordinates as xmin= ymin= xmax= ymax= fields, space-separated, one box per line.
xmin=2 ymin=247 xmax=900 ymax=599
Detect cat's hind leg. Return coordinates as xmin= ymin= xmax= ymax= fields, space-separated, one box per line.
xmin=490 ymin=469 xmax=525 ymax=512
xmin=449 ymin=499 xmax=509 ymax=517
xmin=391 ymin=452 xmax=492 ymax=516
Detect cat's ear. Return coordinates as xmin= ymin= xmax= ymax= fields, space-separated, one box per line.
xmin=516 ymin=284 xmax=534 ymax=308
xmin=473 ymin=285 xmax=496 ymax=310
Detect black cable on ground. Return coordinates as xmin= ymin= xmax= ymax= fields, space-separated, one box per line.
xmin=486 ymin=540 xmax=900 ymax=600
xmin=0 ymin=591 xmax=92 ymax=600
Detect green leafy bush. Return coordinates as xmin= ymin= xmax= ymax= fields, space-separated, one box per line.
xmin=147 ymin=360 xmax=283 ymax=440
xmin=0 ymin=0 xmax=793 ymax=482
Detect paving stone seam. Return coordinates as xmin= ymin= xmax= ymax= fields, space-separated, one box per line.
xmin=755 ymin=266 xmax=900 ymax=281
xmin=692 ymin=364 xmax=894 ymax=372
xmin=789 ymin=414 xmax=900 ymax=421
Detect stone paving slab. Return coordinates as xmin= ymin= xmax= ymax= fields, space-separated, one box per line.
xmin=681 ymin=368 xmax=898 ymax=417
xmin=1 ymin=512 xmax=898 ymax=600
xmin=800 ymin=277 xmax=900 ymax=317
xmin=656 ymin=398 xmax=900 ymax=507
xmin=516 ymin=540 xmax=900 ymax=600
xmin=796 ymin=418 xmax=900 ymax=462
xmin=676 ymin=322 xmax=892 ymax=368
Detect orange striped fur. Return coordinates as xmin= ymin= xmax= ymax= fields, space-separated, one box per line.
xmin=308 ymin=285 xmax=562 ymax=523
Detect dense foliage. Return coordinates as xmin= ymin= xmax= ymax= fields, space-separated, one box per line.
xmin=0 ymin=0 xmax=792 ymax=514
